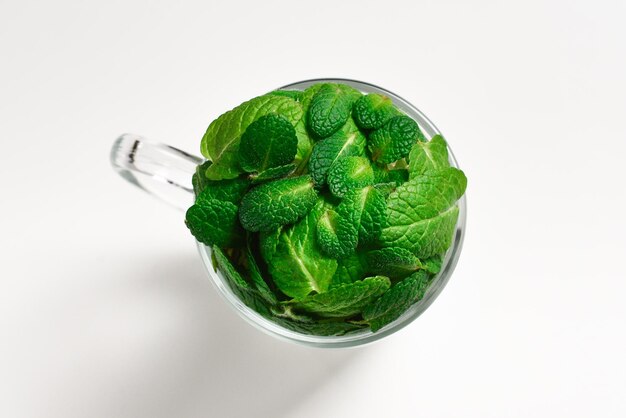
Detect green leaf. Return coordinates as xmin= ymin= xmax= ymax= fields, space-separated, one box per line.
xmin=268 ymin=89 xmax=303 ymax=100
xmin=238 ymin=114 xmax=298 ymax=173
xmin=291 ymin=84 xmax=325 ymax=175
xmin=368 ymin=115 xmax=423 ymax=164
xmin=381 ymin=168 xmax=467 ymax=258
xmin=261 ymin=200 xmax=338 ymax=298
xmin=327 ymin=156 xmax=375 ymax=198
xmin=316 ymin=204 xmax=358 ymax=258
xmin=201 ymin=94 xmax=303 ymax=180
xmin=422 ymin=253 xmax=444 ymax=274
xmin=336 ymin=186 xmax=386 ymax=246
xmin=245 ymin=235 xmax=278 ymax=305
xmin=352 ymin=93 xmax=401 ymax=130
xmin=193 ymin=175 xmax=250 ymax=204
xmin=408 ymin=134 xmax=450 ymax=178
xmin=388 ymin=169 xmax=409 ymax=185
xmin=373 ymin=182 xmax=397 ymax=197
xmin=372 ymin=164 xmax=408 ymax=185
xmin=192 ymin=160 xmax=212 ymax=196
xmin=239 ymin=175 xmax=318 ymax=232
xmin=300 ymin=84 xmax=325 ymax=111
xmin=212 ymin=246 xmax=271 ymax=316
xmin=185 ymin=197 xmax=242 ymax=247
xmin=330 ymin=253 xmax=369 ymax=288
xmin=269 ymin=314 xmax=367 ymax=336
xmin=363 ymin=270 xmax=432 ymax=332
xmin=249 ymin=163 xmax=296 ymax=185
xmin=366 ymin=247 xmax=423 ymax=280
xmin=308 ymin=123 xmax=366 ymax=186
xmin=293 ymin=120 xmax=314 ymax=175
xmin=286 ymin=276 xmax=391 ymax=318
xmin=308 ymin=84 xmax=362 ymax=138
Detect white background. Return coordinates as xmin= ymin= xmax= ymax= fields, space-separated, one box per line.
xmin=1 ymin=1 xmax=625 ymax=417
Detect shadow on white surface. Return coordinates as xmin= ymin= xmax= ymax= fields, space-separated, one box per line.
xmin=40 ymin=251 xmax=361 ymax=418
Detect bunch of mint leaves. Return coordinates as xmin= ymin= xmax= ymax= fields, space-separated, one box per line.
xmin=186 ymin=83 xmax=467 ymax=336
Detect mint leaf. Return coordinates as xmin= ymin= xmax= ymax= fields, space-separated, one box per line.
xmin=239 ymin=175 xmax=318 ymax=232
xmin=193 ymin=176 xmax=250 ymax=203
xmin=269 ymin=89 xmax=303 ymax=100
xmin=336 ymin=185 xmax=386 ymax=246
xmin=353 ymin=93 xmax=401 ymax=130
xmin=422 ymin=253 xmax=444 ymax=274
xmin=238 ymin=114 xmax=298 ymax=173
xmin=287 ymin=276 xmax=391 ymax=318
xmin=287 ymin=85 xmax=323 ymax=175
xmin=212 ymin=246 xmax=270 ymax=316
xmin=245 ymin=235 xmax=278 ymax=305
xmin=249 ymin=163 xmax=296 ymax=184
xmin=316 ymin=204 xmax=358 ymax=258
xmin=261 ymin=200 xmax=338 ymax=298
xmin=362 ymin=270 xmax=432 ymax=332
xmin=308 ymin=84 xmax=361 ymax=138
xmin=308 ymin=122 xmax=366 ymax=186
xmin=192 ymin=161 xmax=212 ymax=196
xmin=330 ymin=252 xmax=369 ymax=288
xmin=294 ymin=121 xmax=314 ymax=175
xmin=408 ymin=134 xmax=450 ymax=178
xmin=270 ymin=314 xmax=367 ymax=336
xmin=327 ymin=156 xmax=374 ymax=198
xmin=366 ymin=247 xmax=423 ymax=280
xmin=185 ymin=197 xmax=242 ymax=247
xmin=368 ymin=115 xmax=423 ymax=164
xmin=201 ymin=94 xmax=303 ymax=180
xmin=372 ymin=164 xmax=408 ymax=186
xmin=381 ymin=167 xmax=467 ymax=258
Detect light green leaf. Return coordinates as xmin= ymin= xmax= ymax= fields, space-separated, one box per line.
xmin=422 ymin=253 xmax=444 ymax=274
xmin=201 ymin=94 xmax=303 ymax=180
xmin=286 ymin=276 xmax=391 ymax=318
xmin=261 ymin=200 xmax=338 ymax=298
xmin=381 ymin=168 xmax=467 ymax=258
xmin=268 ymin=89 xmax=303 ymax=100
xmin=408 ymin=134 xmax=450 ymax=178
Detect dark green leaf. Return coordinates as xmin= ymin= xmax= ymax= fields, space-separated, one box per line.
xmin=238 ymin=114 xmax=298 ymax=173
xmin=368 ymin=115 xmax=423 ymax=164
xmin=308 ymin=84 xmax=362 ymax=138
xmin=363 ymin=270 xmax=432 ymax=332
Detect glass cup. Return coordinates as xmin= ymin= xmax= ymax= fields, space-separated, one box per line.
xmin=110 ymin=78 xmax=466 ymax=348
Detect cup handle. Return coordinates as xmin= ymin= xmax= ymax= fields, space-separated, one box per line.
xmin=110 ymin=133 xmax=203 ymax=212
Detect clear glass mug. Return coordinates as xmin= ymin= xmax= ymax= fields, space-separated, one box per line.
xmin=110 ymin=79 xmax=466 ymax=348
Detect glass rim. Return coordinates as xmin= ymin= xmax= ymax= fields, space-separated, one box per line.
xmin=197 ymin=78 xmax=466 ymax=348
